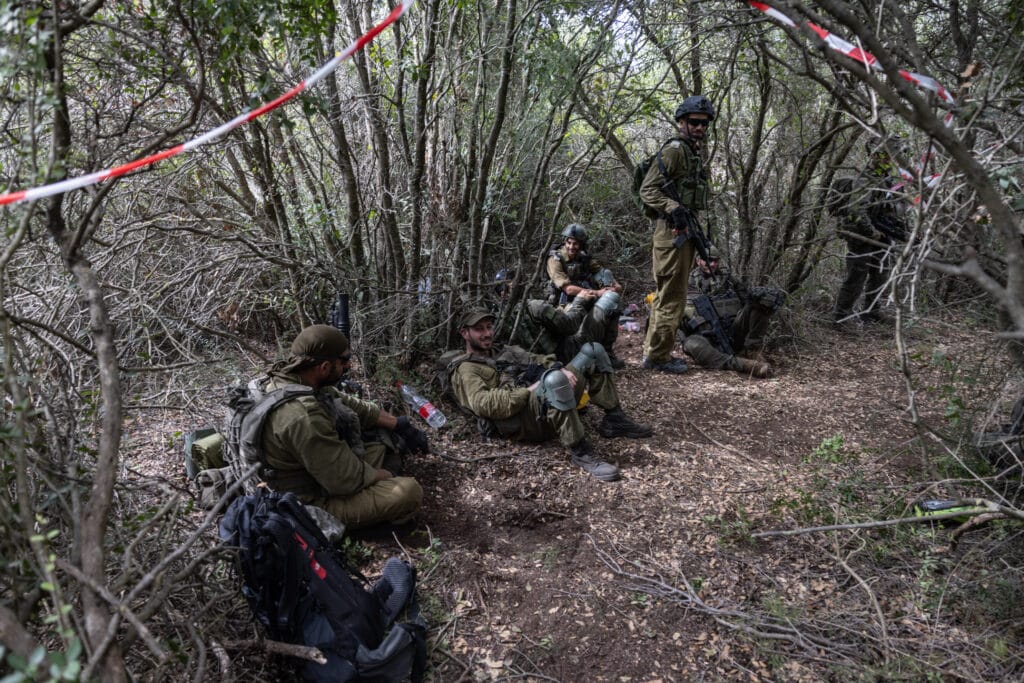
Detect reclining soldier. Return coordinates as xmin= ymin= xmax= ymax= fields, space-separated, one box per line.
xmin=677 ymin=249 xmax=784 ymax=378
xmin=448 ymin=308 xmax=651 ymax=482
xmin=528 ymin=223 xmax=626 ymax=369
xmin=251 ymin=325 xmax=426 ymax=530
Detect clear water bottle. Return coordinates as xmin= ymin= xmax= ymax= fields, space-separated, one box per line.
xmin=396 ymin=382 xmax=447 ymax=428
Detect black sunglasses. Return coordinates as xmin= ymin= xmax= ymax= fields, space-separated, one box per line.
xmin=686 ymin=117 xmax=710 ymax=128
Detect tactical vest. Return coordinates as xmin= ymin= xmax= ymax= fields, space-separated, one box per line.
xmin=443 ymin=345 xmax=548 ymax=436
xmin=225 ymin=376 xmax=364 ymax=494
xmin=545 ymin=248 xmax=593 ymax=304
xmin=642 ymin=138 xmax=709 ymax=219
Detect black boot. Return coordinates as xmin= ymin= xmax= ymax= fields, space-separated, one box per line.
xmin=569 ymin=440 xmax=620 ymax=482
xmin=598 ymin=407 xmax=653 ymax=438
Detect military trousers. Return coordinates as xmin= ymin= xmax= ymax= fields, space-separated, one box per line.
xmin=501 ymin=363 xmax=619 ymax=448
xmin=834 ymin=244 xmax=890 ymax=320
xmin=319 ymin=442 xmax=423 ymax=530
xmin=644 ymin=218 xmax=695 ymax=363
xmin=532 ymin=298 xmax=620 ymax=364
xmin=681 ymin=303 xmax=774 ymax=370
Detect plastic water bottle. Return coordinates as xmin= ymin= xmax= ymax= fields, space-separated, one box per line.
xmin=396 ymin=382 xmax=447 ymax=428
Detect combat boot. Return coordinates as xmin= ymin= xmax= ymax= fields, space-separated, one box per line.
xmin=608 ymin=354 xmax=627 ymax=370
xmin=598 ymin=406 xmax=653 ymax=438
xmin=569 ymin=440 xmax=620 ymax=482
xmin=729 ymin=355 xmax=772 ymax=378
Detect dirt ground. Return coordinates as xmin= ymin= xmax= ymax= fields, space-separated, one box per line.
xmin=132 ymin=312 xmax=1023 ymax=682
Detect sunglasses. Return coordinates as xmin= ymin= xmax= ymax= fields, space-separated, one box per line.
xmin=686 ymin=118 xmax=711 ymax=128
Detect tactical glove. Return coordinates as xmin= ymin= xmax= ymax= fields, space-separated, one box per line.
xmin=395 ymin=415 xmax=430 ymax=455
xmin=670 ymin=205 xmax=694 ymax=231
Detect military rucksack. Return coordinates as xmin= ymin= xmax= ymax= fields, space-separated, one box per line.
xmin=219 ymin=489 xmax=426 ymax=682
xmin=632 ymin=137 xmax=688 ymax=214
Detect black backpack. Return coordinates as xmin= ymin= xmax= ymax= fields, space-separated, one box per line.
xmin=219 ymin=490 xmax=427 ymax=682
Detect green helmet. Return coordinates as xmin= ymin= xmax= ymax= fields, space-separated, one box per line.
xmin=537 ymin=368 xmax=576 ymax=411
xmin=675 ymin=95 xmax=716 ymax=121
xmin=561 ymin=223 xmax=589 ymax=249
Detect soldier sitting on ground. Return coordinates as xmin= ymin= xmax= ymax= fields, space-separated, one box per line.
xmin=247 ymin=325 xmax=426 ymax=530
xmin=676 ymin=249 xmax=784 ymax=378
xmin=527 ymin=223 xmax=626 ymax=368
xmin=445 ymin=308 xmax=651 ymax=482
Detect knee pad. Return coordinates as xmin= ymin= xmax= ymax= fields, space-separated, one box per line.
xmin=683 ymin=334 xmax=711 ymax=356
xmin=535 ymin=368 xmax=576 ymax=411
xmin=571 ymin=341 xmax=613 ymax=374
xmin=593 ymin=268 xmax=615 ymax=287
xmin=593 ymin=291 xmax=621 ymax=316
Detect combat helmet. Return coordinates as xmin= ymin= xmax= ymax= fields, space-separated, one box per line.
xmin=561 ymin=223 xmax=589 ymax=249
xmin=675 ymin=95 xmax=716 ymax=122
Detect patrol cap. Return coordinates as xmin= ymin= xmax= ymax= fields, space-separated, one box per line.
xmin=460 ymin=308 xmax=496 ymax=329
xmin=290 ymin=324 xmax=350 ymax=360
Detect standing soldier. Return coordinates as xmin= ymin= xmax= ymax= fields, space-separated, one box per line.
xmin=639 ymin=96 xmax=716 ymax=374
xmin=833 ymin=138 xmax=908 ymax=326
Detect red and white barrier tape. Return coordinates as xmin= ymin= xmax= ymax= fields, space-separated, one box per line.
xmin=0 ymin=0 xmax=415 ymax=207
xmin=748 ymin=2 xmax=955 ymax=107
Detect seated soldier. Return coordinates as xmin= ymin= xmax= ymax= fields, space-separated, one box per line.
xmin=255 ymin=325 xmax=426 ymax=529
xmin=528 ymin=223 xmax=625 ymax=368
xmin=447 ymin=308 xmax=651 ymax=482
xmin=677 ymin=250 xmax=784 ymax=378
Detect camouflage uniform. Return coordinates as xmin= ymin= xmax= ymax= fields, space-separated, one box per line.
xmin=536 ymin=246 xmax=620 ymax=361
xmin=679 ymin=267 xmax=784 ymax=371
xmin=450 ymin=344 xmax=620 ymax=448
xmin=259 ymin=371 xmax=423 ymax=530
xmin=640 ymin=137 xmax=708 ymax=363
xmin=834 ymin=163 xmax=906 ymax=321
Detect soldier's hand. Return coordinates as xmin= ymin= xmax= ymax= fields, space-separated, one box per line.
xmin=670 ymin=205 xmax=693 ymax=230
xmin=560 ymin=367 xmax=578 ymax=389
xmin=395 ymin=415 xmax=431 ymax=455
xmin=374 ymin=468 xmax=394 ymax=481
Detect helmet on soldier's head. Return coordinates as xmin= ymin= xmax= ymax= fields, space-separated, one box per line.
xmin=538 ymin=368 xmax=576 ymax=411
xmin=291 ymin=324 xmax=350 ymax=360
xmin=675 ymin=95 xmax=716 ymax=122
xmin=561 ymin=223 xmax=589 ymax=249
xmin=707 ymin=245 xmax=721 ymax=261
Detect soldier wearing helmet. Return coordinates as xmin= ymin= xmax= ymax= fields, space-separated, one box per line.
xmin=255 ymin=325 xmax=425 ymax=530
xmin=638 ymin=95 xmax=716 ymax=374
xmin=534 ymin=223 xmax=626 ymax=368
xmin=446 ymin=308 xmax=652 ymax=482
xmin=833 ymin=135 xmax=909 ymax=327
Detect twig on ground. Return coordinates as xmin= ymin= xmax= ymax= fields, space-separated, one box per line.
xmin=222 ymin=637 xmax=327 ymax=664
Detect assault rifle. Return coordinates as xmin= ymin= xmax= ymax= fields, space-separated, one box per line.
xmin=872 ymin=214 xmax=907 ymax=243
xmin=691 ymin=294 xmax=734 ymax=356
xmin=670 ymin=207 xmax=714 ymax=263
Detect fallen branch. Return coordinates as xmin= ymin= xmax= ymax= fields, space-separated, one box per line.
xmin=222 ymin=637 xmax=327 ymax=664
xmin=753 ymin=498 xmax=1020 ymax=538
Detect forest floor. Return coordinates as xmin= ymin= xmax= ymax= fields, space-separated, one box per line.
xmin=135 ymin=309 xmax=1023 ymax=682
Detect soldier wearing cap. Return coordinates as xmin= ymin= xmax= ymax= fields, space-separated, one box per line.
xmin=257 ymin=325 xmax=425 ymax=529
xmin=530 ymin=223 xmax=625 ymax=368
xmin=446 ymin=308 xmax=651 ymax=482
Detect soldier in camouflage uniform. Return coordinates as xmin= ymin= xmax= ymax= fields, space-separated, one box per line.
xmin=448 ymin=308 xmax=651 ymax=482
xmin=257 ymin=325 xmax=426 ymax=529
xmin=528 ymin=224 xmax=626 ymax=368
xmin=639 ymin=96 xmax=716 ymax=374
xmin=677 ymin=250 xmax=783 ymax=378
xmin=833 ymin=139 xmax=908 ymax=325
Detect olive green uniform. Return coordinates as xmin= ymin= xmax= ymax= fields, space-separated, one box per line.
xmin=450 ymin=344 xmax=620 ymax=447
xmin=541 ymin=246 xmax=620 ymax=358
xmin=640 ymin=138 xmax=708 ymax=363
xmin=834 ymin=165 xmax=906 ymax=320
xmin=259 ymin=371 xmax=423 ymax=529
xmin=679 ymin=268 xmax=782 ymax=369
